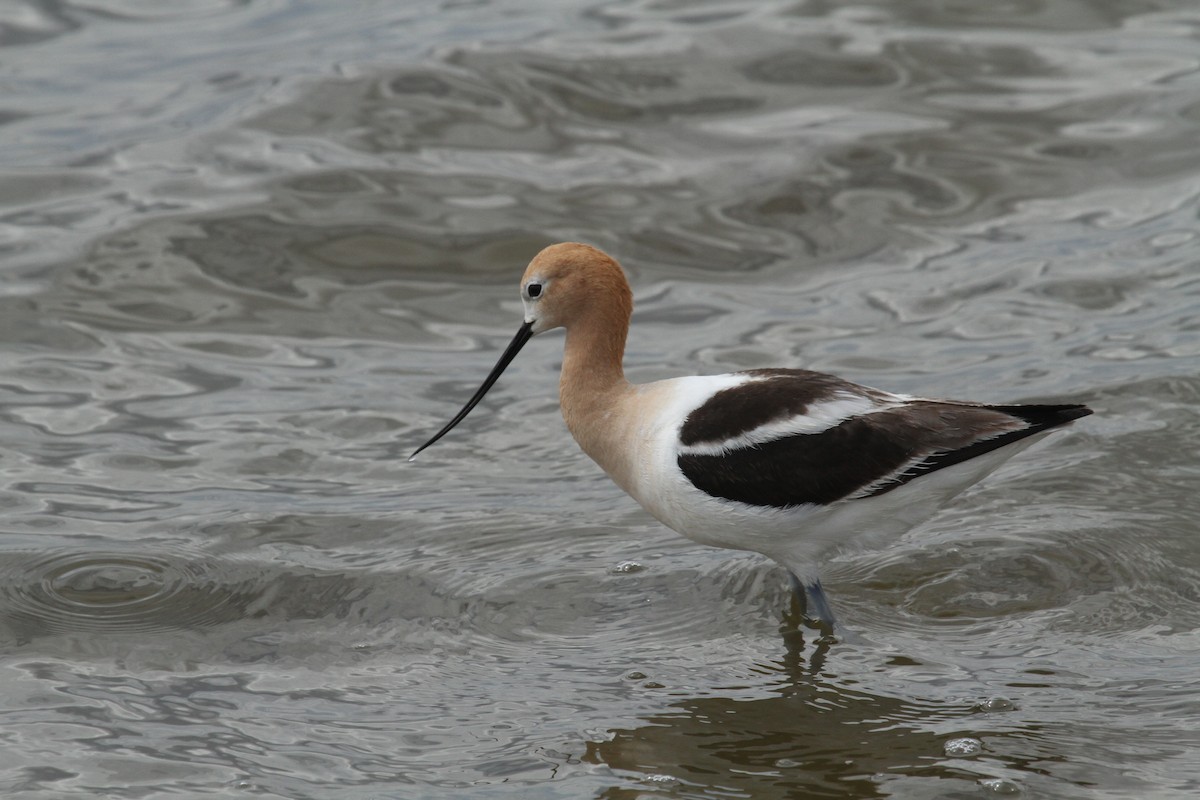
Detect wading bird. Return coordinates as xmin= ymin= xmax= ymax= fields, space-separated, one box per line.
xmin=411 ymin=243 xmax=1091 ymax=632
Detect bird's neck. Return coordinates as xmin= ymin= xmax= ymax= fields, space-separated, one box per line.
xmin=558 ymin=309 xmax=633 ymax=470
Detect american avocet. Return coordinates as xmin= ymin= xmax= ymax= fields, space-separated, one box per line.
xmin=411 ymin=243 xmax=1092 ymax=632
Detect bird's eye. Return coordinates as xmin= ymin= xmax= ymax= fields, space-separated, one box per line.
xmin=526 ymin=282 xmax=542 ymax=299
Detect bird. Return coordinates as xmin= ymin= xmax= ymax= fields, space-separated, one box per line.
xmin=410 ymin=242 xmax=1092 ymax=633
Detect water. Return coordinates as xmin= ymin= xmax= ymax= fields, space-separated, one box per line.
xmin=1 ymin=0 xmax=1199 ymax=797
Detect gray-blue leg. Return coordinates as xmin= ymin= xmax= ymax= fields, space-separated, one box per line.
xmin=788 ymin=572 xmax=837 ymax=631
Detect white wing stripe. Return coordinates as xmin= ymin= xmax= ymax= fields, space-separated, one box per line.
xmin=679 ymin=393 xmax=900 ymax=456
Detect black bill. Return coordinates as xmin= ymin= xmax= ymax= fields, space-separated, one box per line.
xmin=409 ymin=321 xmax=535 ymax=460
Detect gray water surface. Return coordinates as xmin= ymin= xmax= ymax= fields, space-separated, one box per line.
xmin=2 ymin=0 xmax=1199 ymax=797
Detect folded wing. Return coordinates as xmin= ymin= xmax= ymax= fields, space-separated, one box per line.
xmin=676 ymin=369 xmax=1090 ymax=509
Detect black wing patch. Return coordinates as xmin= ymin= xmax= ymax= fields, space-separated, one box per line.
xmin=678 ymin=369 xmax=874 ymax=447
xmin=678 ymin=402 xmax=1091 ymax=509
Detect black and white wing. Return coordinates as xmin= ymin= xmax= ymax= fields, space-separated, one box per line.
xmin=676 ymin=369 xmax=1091 ymax=508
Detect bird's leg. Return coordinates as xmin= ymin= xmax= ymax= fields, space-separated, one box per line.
xmin=782 ymin=578 xmax=806 ymax=631
xmin=787 ymin=572 xmax=837 ymax=634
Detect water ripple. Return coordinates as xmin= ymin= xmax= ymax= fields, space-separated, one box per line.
xmin=0 ymin=546 xmax=255 ymax=637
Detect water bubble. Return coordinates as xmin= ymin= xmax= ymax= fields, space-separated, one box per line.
xmin=944 ymin=737 xmax=983 ymax=757
xmin=610 ymin=560 xmax=644 ymax=574
xmin=981 ymin=777 xmax=1022 ymax=794
xmin=977 ymin=696 xmax=1016 ymax=713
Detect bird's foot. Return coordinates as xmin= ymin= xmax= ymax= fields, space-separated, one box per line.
xmin=784 ymin=573 xmax=838 ymax=644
